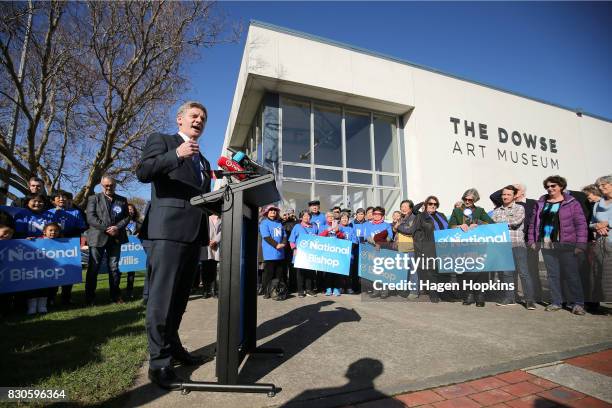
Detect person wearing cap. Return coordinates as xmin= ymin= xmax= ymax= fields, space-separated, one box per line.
xmin=308 ymin=200 xmax=327 ymax=231
xmin=289 ymin=209 xmax=319 ymax=297
xmin=259 ymin=205 xmax=287 ymax=299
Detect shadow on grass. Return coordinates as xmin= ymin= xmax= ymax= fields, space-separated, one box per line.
xmin=1 ymin=305 xmax=145 ymax=387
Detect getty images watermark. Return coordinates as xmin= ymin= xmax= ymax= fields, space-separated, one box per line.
xmin=369 ymin=252 xmax=515 ymax=293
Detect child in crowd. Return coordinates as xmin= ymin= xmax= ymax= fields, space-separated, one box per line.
xmin=25 ymin=222 xmax=62 ymax=315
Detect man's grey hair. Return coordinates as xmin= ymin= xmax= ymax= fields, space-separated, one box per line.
xmin=513 ymin=183 xmax=526 ymax=194
xmin=101 ymin=174 xmax=115 ymax=183
xmin=461 ymin=188 xmax=480 ymax=203
xmin=177 ymin=101 xmax=208 ymax=121
xmin=595 ymin=174 xmax=612 ymax=186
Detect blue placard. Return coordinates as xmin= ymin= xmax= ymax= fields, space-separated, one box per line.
xmin=294 ymin=235 xmax=352 ymax=275
xmin=358 ymin=243 xmax=413 ymax=286
xmin=118 ymin=236 xmax=147 ymax=272
xmin=0 ymin=238 xmax=82 ymax=294
xmin=434 ymin=224 xmax=515 ymax=272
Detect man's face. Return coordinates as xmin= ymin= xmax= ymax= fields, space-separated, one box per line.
xmin=333 ymin=209 xmax=341 ymax=219
xmin=177 ymin=107 xmax=206 ymax=140
xmin=501 ymin=189 xmax=515 ymax=206
xmin=29 ymin=181 xmax=43 ymax=194
xmin=101 ymin=178 xmax=116 ymax=196
xmin=309 ymin=204 xmax=319 ymax=214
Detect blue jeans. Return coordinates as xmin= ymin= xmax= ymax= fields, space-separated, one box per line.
xmin=542 ymin=246 xmax=584 ymax=306
xmin=500 ymin=247 xmax=534 ymax=302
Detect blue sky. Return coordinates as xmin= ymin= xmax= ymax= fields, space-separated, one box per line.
xmin=130 ymin=1 xmax=612 ymax=199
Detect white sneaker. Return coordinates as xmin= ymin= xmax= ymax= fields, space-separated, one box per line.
xmin=37 ymin=297 xmax=48 ymax=313
xmin=27 ymin=298 xmax=37 ymax=315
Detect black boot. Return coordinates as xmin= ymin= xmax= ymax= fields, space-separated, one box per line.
xmin=463 ymin=293 xmax=475 ymax=305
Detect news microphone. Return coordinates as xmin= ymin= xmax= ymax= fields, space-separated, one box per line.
xmin=227 ymin=148 xmax=271 ymax=177
xmin=217 ymin=156 xmax=248 ymax=181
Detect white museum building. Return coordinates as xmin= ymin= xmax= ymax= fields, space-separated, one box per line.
xmin=220 ymin=21 xmax=612 ymax=214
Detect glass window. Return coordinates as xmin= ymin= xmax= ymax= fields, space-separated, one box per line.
xmin=345 ymin=110 xmax=371 ymax=170
xmin=281 ymin=99 xmax=311 ymax=164
xmin=315 ymin=168 xmax=343 ymax=182
xmin=347 ymin=186 xmax=375 ymax=211
xmin=283 ymin=165 xmax=311 ymax=180
xmin=281 ymin=181 xmax=312 ymax=211
xmin=348 ymin=171 xmax=372 ymax=185
xmin=314 ymin=184 xmax=345 ymax=212
xmin=373 ymin=115 xmax=399 ymax=173
xmin=372 ymin=189 xmax=401 ymax=214
xmin=377 ymin=175 xmax=399 ymax=187
xmin=313 ymin=104 xmax=342 ymax=167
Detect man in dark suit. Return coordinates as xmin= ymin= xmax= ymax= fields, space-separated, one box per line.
xmin=85 ymin=175 xmax=129 ymax=304
xmin=136 ymin=101 xmax=212 ymax=390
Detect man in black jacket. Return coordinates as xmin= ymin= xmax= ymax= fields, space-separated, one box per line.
xmin=136 ymin=101 xmax=212 ymax=390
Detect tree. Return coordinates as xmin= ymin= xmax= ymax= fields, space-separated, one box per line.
xmin=0 ymin=1 xmax=239 ymax=205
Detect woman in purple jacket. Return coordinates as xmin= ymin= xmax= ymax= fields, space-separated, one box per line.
xmin=528 ymin=175 xmax=588 ymax=315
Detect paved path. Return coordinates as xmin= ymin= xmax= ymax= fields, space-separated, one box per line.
xmin=116 ymin=294 xmax=612 ymax=408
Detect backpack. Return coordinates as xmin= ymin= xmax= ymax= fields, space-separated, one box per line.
xmin=267 ymin=278 xmax=288 ymax=300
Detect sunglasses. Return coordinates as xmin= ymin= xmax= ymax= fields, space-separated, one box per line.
xmin=545 ymin=184 xmax=558 ymax=189
xmin=426 ymin=202 xmax=438 ymax=207
xmin=464 ymin=198 xmax=474 ymax=202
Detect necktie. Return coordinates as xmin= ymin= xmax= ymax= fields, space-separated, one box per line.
xmin=192 ymin=155 xmax=203 ymax=185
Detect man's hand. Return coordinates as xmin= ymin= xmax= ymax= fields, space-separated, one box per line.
xmin=209 ymin=240 xmax=218 ymax=250
xmin=176 ymin=140 xmax=200 ymax=159
xmin=275 ymin=243 xmax=285 ymax=249
xmin=106 ymin=226 xmax=119 ymax=236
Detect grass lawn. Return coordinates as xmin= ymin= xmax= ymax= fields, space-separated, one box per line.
xmin=1 ymin=271 xmax=148 ymax=407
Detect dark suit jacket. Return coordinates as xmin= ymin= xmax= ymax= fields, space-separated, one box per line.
xmin=85 ymin=192 xmax=129 ymax=247
xmin=136 ymin=132 xmax=211 ymax=245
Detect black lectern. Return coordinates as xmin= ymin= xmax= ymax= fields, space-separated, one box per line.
xmin=185 ymin=173 xmax=283 ymax=396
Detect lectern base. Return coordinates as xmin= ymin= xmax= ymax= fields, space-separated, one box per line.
xmin=180 ymin=381 xmax=278 ymax=397
xmin=179 ymin=347 xmax=284 ymax=397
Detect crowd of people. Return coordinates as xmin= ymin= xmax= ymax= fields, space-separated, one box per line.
xmin=257 ymin=174 xmax=612 ymax=316
xmin=1 ymin=173 xmax=610 ymax=317
xmin=0 ymin=175 xmax=143 ymax=315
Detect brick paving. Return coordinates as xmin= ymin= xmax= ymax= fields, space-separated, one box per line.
xmin=351 ymin=350 xmax=612 ymax=408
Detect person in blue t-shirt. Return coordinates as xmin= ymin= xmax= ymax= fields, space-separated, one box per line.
xmin=339 ymin=212 xmax=359 ymax=294
xmin=14 ymin=194 xmax=53 ymax=238
xmin=48 ymin=191 xmax=88 ymax=305
xmin=259 ymin=205 xmax=286 ymax=299
xmin=289 ymin=210 xmax=319 ymax=298
xmin=308 ymin=200 xmax=327 ymax=232
xmin=364 ymin=206 xmax=394 ymax=245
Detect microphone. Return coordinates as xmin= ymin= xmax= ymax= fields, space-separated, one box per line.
xmin=227 ymin=148 xmax=271 ymax=177
xmin=217 ymin=156 xmax=249 ymax=181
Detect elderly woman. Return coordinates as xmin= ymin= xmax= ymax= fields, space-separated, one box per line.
xmin=449 ymin=188 xmax=494 ymax=307
xmin=528 ymin=175 xmax=588 ymax=315
xmin=398 ymin=196 xmax=449 ymax=303
xmin=590 ymin=175 xmax=612 ymax=304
